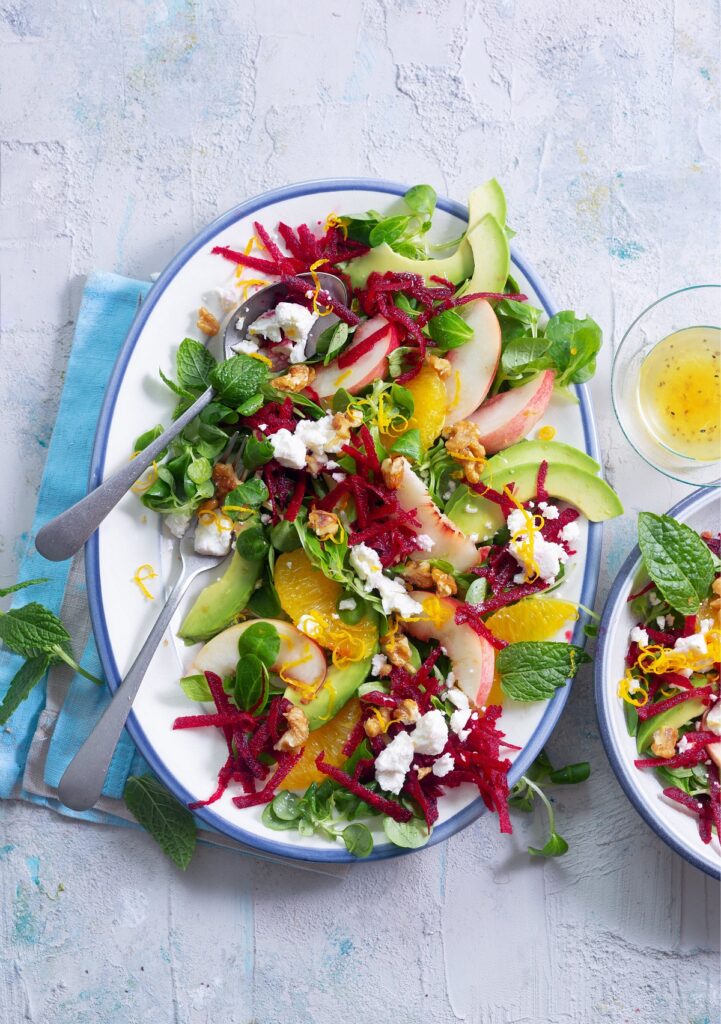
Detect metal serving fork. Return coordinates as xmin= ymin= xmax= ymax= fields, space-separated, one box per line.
xmin=57 ymin=528 xmax=227 ymax=812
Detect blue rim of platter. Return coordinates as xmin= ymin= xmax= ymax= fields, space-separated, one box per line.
xmin=595 ymin=486 xmax=720 ymax=880
xmin=86 ymin=177 xmax=603 ymax=862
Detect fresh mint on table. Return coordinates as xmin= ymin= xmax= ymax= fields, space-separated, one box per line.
xmin=124 ymin=774 xmax=197 ymax=870
xmin=496 ymin=642 xmax=590 ymax=702
xmin=509 ymin=749 xmax=591 ymax=858
xmin=638 ymin=511 xmax=715 ymax=614
xmin=0 ymin=579 xmax=102 ymax=726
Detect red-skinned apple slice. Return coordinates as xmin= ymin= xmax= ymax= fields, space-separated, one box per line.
xmin=468 ymin=370 xmax=555 ymax=454
xmin=395 ymin=459 xmax=478 ymax=572
xmin=192 ymin=619 xmax=327 ymax=693
xmin=312 ymin=315 xmax=398 ymax=399
xmin=444 ymin=299 xmax=502 ymax=426
xmin=403 ymin=591 xmax=495 ymax=706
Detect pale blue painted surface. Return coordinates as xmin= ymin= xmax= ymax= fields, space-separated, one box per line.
xmin=0 ymin=1 xmax=719 ymax=1022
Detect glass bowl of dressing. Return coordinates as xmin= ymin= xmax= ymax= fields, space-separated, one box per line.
xmin=612 ymin=284 xmax=721 ymax=487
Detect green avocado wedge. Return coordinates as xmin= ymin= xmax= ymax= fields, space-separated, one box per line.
xmin=178 ymin=543 xmax=263 ymax=643
xmin=445 ymin=484 xmax=505 ymax=542
xmin=636 ymin=685 xmax=707 ymax=753
xmin=467 ymin=178 xmax=507 ymax=231
xmin=285 ymin=658 xmax=372 ymax=731
xmin=483 ymin=440 xmax=601 ymax=479
xmin=459 ymin=213 xmax=510 ymax=296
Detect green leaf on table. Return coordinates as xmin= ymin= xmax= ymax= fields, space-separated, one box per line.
xmin=0 ymin=654 xmax=51 ymax=725
xmin=497 ymin=641 xmax=590 ymax=702
xmin=0 ymin=603 xmax=71 ymax=659
xmin=124 ymin=774 xmax=197 ymax=870
xmin=382 ymin=815 xmax=430 ymax=849
xmin=390 ymin=429 xmax=422 ymax=463
xmin=638 ymin=512 xmax=715 ymax=615
xmin=176 ymin=338 xmax=216 ymax=391
xmin=427 ymin=309 xmax=474 ymax=351
xmin=210 ymin=354 xmax=268 ymax=406
xmin=0 ymin=578 xmax=49 ymax=599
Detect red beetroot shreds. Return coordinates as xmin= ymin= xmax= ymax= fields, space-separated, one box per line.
xmin=336 ymin=322 xmax=390 ymax=368
xmin=536 ymin=460 xmax=549 ymax=503
xmin=645 ymin=627 xmax=679 ymax=647
xmin=282 ymin=274 xmax=360 ymax=326
xmin=188 ymin=755 xmax=235 ymax=811
xmin=403 ymin=769 xmax=437 ymax=829
xmin=245 ymin=397 xmax=296 ymax=434
xmin=455 ymin=602 xmax=509 ymax=651
xmin=541 ymin=507 xmax=580 ymax=544
xmin=682 ymin=616 xmax=698 ymax=637
xmin=358 ymin=424 xmax=382 ymax=476
xmin=636 ymin=686 xmax=713 ymax=721
xmin=253 ymin=220 xmax=295 ymax=274
xmin=467 ymin=480 xmax=517 ymax=518
xmin=315 ymin=753 xmax=413 ymax=822
xmin=231 ymin=750 xmax=303 ymax=809
xmin=341 ymin=718 xmax=368 ymax=758
xmin=284 ymin=474 xmax=307 ymax=522
xmin=173 ymin=711 xmax=256 ymax=731
xmin=634 ymin=744 xmax=712 ymax=769
xmin=476 ymin=579 xmax=549 ymax=616
xmin=662 ymin=787 xmax=705 ymax=814
xmin=626 ymin=580 xmax=654 ymax=603
xmin=210 ymin=246 xmax=283 ymax=275
xmin=359 ymin=690 xmax=398 ymax=709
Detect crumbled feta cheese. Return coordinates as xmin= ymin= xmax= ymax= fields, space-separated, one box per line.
xmin=415 ymin=533 xmax=435 ymax=552
xmin=507 ymin=508 xmax=569 ymax=585
xmin=677 ymin=734 xmax=692 ymax=753
xmin=450 ymin=706 xmax=472 ymax=738
xmin=247 ymin=302 xmax=317 ymax=363
xmin=446 ymin=688 xmax=469 ymax=710
xmin=411 ymin=710 xmax=448 ymax=755
xmin=559 ymin=521 xmax=580 ymax=544
xmin=338 ymin=598 xmax=357 ymax=611
xmin=269 ymin=428 xmax=307 ymax=470
xmin=260 ymin=513 xmax=272 ymax=525
xmin=371 ymin=653 xmax=389 ymax=677
xmin=705 ymin=701 xmax=721 ymax=736
xmin=700 ymin=618 xmax=714 ymax=634
xmin=538 ymin=501 xmax=560 ymax=520
xmin=445 ymin=670 xmax=456 ymax=687
xmin=231 ymin=337 xmax=261 ymax=355
xmin=247 ymin=309 xmax=283 ymax=343
xmin=432 ymin=752 xmax=455 ymax=777
xmin=630 ymin=626 xmax=649 ymax=647
xmin=374 ymin=730 xmax=414 ymax=794
xmin=350 ymin=542 xmax=422 ymax=617
xmin=648 ymin=591 xmax=661 ymax=606
xmin=164 ymin=512 xmax=192 ymax=539
xmin=295 ymin=413 xmax=344 ymax=470
xmin=674 ymin=633 xmax=708 ymax=656
xmin=194 ymin=515 xmax=233 ymax=557
xmin=656 ymin=616 xmax=666 ymax=629
xmin=332 ymin=472 xmax=347 ymax=483
xmin=216 ymin=283 xmax=243 ymax=312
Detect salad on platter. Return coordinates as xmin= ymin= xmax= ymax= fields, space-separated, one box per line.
xmin=130 ymin=180 xmax=623 ymax=857
xmin=620 ymin=512 xmax=721 ymax=848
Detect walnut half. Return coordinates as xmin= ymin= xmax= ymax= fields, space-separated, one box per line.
xmin=308 ymin=508 xmax=341 ymax=541
xmin=197 ymin=306 xmax=220 ymax=336
xmin=274 ymin=364 xmax=316 ymax=393
xmin=651 ymin=725 xmax=678 ymax=759
xmin=274 ymin=706 xmax=309 ymax=752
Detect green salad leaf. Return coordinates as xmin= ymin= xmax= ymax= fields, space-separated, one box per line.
xmin=427 ymin=309 xmax=474 ymax=351
xmin=382 ymin=815 xmax=430 ymax=849
xmin=124 ymin=774 xmax=197 ymax=870
xmin=637 ymin=512 xmax=715 ymax=614
xmin=390 ymin=429 xmax=422 ymax=462
xmin=492 ymin=307 xmax=602 ymax=394
xmin=210 ymin=354 xmax=268 ymax=405
xmin=176 ymin=337 xmax=216 ymax=391
xmin=497 ymin=642 xmax=590 ymax=702
xmin=179 ymin=674 xmax=213 ymax=702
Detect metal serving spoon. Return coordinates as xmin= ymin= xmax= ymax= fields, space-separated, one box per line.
xmin=35 ymin=272 xmax=347 ymax=562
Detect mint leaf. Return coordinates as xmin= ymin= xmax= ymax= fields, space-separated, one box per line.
xmin=210 ymin=354 xmax=268 ymax=406
xmin=383 ymin=815 xmax=430 ymax=849
xmin=638 ymin=512 xmax=714 ymax=614
xmin=497 ymin=642 xmax=590 ymax=702
xmin=0 ymin=603 xmax=71 ymax=659
xmin=124 ymin=774 xmax=197 ymax=870
xmin=0 ymin=654 xmax=51 ymax=725
xmin=0 ymin=578 xmax=49 ymax=598
xmin=176 ymin=338 xmax=216 ymax=391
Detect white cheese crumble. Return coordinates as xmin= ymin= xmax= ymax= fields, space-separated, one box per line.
xmin=411 ymin=710 xmax=448 ymax=756
xmin=538 ymin=501 xmax=560 ymax=520
xmin=432 ymin=752 xmax=455 ymax=777
xmin=648 ymin=591 xmax=661 ymax=606
xmin=231 ymin=337 xmax=261 ymax=355
xmin=247 ymin=302 xmax=317 ymax=363
xmin=674 ymin=633 xmax=708 ymax=656
xmin=164 ymin=512 xmax=192 ymax=539
xmin=506 ymin=508 xmax=570 ymax=585
xmin=656 ymin=616 xmax=666 ymax=629
xmin=415 ymin=533 xmax=435 ymax=552
xmin=446 ymin=687 xmax=469 ymax=711
xmin=677 ymin=734 xmax=692 ymax=753
xmin=350 ymin=542 xmax=422 ymax=617
xmin=374 ymin=730 xmax=414 ymax=795
xmin=338 ymin=598 xmax=357 ymax=611
xmin=371 ymin=653 xmax=389 ymax=677
xmin=560 ymin=521 xmax=580 ymax=544
xmin=194 ymin=514 xmax=233 ymax=557
xmin=630 ymin=626 xmax=649 ymax=647
xmin=269 ymin=428 xmax=307 ymax=470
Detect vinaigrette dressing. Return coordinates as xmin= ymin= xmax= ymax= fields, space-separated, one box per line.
xmin=637 ymin=326 xmax=721 ymax=461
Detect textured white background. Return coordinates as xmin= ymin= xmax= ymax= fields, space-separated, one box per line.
xmin=1 ymin=2 xmax=720 ymax=1022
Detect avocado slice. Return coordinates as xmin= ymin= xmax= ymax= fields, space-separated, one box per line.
xmin=483 ymin=440 xmax=601 ymax=479
xmin=467 ymin=178 xmax=507 ymax=231
xmin=285 ymin=657 xmax=372 ymax=731
xmin=445 ymin=484 xmax=505 ymax=542
xmin=178 ymin=544 xmax=263 ymax=643
xmin=636 ymin=689 xmax=707 ymax=753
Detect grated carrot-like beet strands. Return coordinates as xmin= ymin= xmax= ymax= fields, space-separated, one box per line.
xmin=188 ymin=756 xmax=235 ymax=810
xmin=341 ymin=718 xmax=368 ymax=758
xmin=231 ymin=750 xmax=303 ymax=809
xmin=626 ymin=581 xmax=654 ymax=603
xmin=337 ymin=323 xmax=390 ymax=368
xmin=173 ymin=711 xmax=256 ymax=731
xmin=636 ymin=686 xmax=712 ymax=721
xmin=635 ymin=745 xmax=712 ymax=769
xmin=284 ymin=474 xmax=306 ymax=522
xmin=455 ymin=602 xmax=509 ymax=650
xmin=536 ymin=460 xmax=549 ymax=503
xmin=210 ymin=245 xmax=282 ymax=274
xmin=315 ymin=753 xmax=412 ymax=822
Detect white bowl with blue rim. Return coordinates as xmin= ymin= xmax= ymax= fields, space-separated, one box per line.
xmin=86 ymin=178 xmax=604 ymax=862
xmin=595 ymin=486 xmax=721 ymax=878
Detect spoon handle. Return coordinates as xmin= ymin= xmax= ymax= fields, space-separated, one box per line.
xmin=35 ymin=387 xmax=214 ymax=562
xmin=57 ymin=567 xmax=196 ymax=812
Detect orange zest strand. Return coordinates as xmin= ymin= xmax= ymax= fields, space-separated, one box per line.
xmin=132 ymin=564 xmax=158 ymax=601
xmin=130 ymin=461 xmax=158 ymax=495
xmin=618 ymin=668 xmax=648 ymax=707
xmin=309 ymin=257 xmax=332 ymax=316
xmin=324 ymin=212 xmax=348 ymax=238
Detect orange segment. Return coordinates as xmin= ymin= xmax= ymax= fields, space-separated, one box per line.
xmin=279 ymin=698 xmax=361 ymax=790
xmin=274 ymin=548 xmax=377 ymax=664
xmin=381 ymin=363 xmax=446 ymax=451
xmin=486 ymin=597 xmax=579 ymax=644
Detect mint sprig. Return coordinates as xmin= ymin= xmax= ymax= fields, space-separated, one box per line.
xmin=638 ymin=511 xmax=715 ymax=615
xmin=124 ymin=774 xmax=197 ymax=870
xmin=0 ymin=581 xmax=103 ymax=725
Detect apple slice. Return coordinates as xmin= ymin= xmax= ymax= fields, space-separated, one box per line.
xmin=403 ymin=591 xmax=495 ymax=706
xmin=444 ymin=299 xmax=501 ymax=426
xmin=395 ymin=459 xmax=478 ymax=572
xmin=468 ymin=370 xmax=555 ymax=454
xmin=192 ymin=619 xmax=327 ymax=693
xmin=312 ymin=316 xmax=397 ymax=399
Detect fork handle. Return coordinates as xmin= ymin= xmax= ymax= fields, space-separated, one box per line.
xmin=57 ymin=568 xmax=197 ymax=812
xmin=35 ymin=386 xmax=215 ymax=562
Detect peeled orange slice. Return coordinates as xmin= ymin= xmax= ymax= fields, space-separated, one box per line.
xmin=485 ymin=597 xmax=579 ymax=644
xmin=274 ymin=548 xmax=377 ymax=664
xmin=279 ymin=698 xmax=361 ymax=790
xmin=381 ymin=363 xmax=446 ymax=451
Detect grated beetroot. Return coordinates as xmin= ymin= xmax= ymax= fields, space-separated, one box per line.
xmin=337 ymin=322 xmax=391 ymax=368
xmin=341 ymin=718 xmax=369 ymax=758
xmin=315 ymin=752 xmax=413 ymax=822
xmin=535 ymin=460 xmax=549 ymax=503
xmin=173 ymin=711 xmax=256 ymax=731
xmin=455 ymin=602 xmax=509 ymax=650
xmin=284 ymin=474 xmax=307 ymax=522
xmin=402 ymin=769 xmax=437 ymax=829
xmin=231 ymin=750 xmax=303 ymax=809
xmin=636 ymin=686 xmax=713 ymax=721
